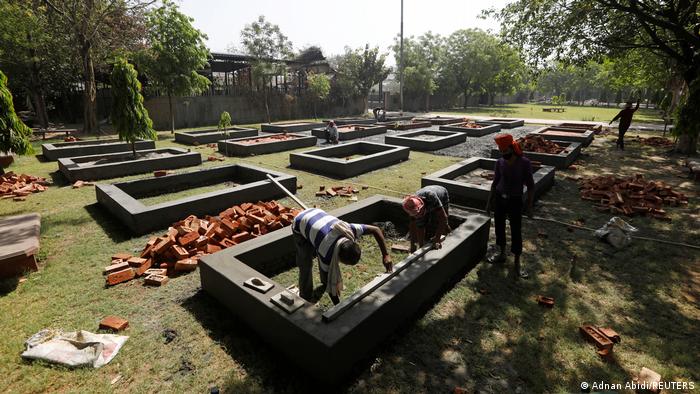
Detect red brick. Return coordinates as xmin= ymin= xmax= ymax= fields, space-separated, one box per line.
xmin=268 ymin=221 xmax=283 ymax=231
xmin=134 ymin=258 xmax=153 ymax=276
xmin=153 ymin=237 xmax=174 ymax=256
xmin=391 ymin=244 xmax=410 ymax=253
xmin=220 ymin=218 xmax=239 ymax=234
xmin=99 ymin=315 xmax=129 ymax=331
xmin=112 ymin=253 xmax=132 ymax=261
xmin=144 ymin=268 xmax=167 ymax=276
xmin=206 ymin=244 xmax=222 ymax=254
xmin=178 ymin=231 xmax=199 ymax=247
xmin=326 ymin=189 xmax=337 ymax=197
xmin=170 ymin=244 xmax=190 ymax=260
xmin=240 ymin=202 xmax=253 ymax=211
xmin=154 ymin=170 xmax=168 ymax=177
xmin=175 ymin=258 xmax=198 ymax=272
xmin=233 ymin=205 xmax=246 ymax=217
xmin=247 ymin=213 xmax=266 ymax=226
xmin=126 ymin=256 xmax=148 ymax=267
xmin=204 ymin=222 xmax=220 ymax=238
xmin=232 ymin=231 xmax=252 ymax=243
xmin=144 ymin=274 xmax=169 ymax=286
xmin=104 ymin=261 xmax=130 ymax=275
xmin=106 ymin=268 xmax=135 ymax=286
xmin=536 ymin=295 xmax=555 ymax=307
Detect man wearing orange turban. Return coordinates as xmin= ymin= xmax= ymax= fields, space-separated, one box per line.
xmin=486 ymin=133 xmax=534 ymax=279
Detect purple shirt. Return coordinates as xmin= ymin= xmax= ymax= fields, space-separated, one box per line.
xmin=492 ymin=156 xmax=535 ymax=197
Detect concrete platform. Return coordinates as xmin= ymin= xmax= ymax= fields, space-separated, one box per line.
xmin=439 ymin=122 xmax=502 ymax=137
xmin=422 ymin=157 xmax=555 ymax=209
xmin=413 ymin=116 xmax=466 ymax=125
xmin=199 ymin=195 xmax=490 ymax=384
xmin=96 ymin=164 xmax=296 ymax=235
xmin=384 ymin=130 xmax=466 ymax=151
xmin=42 ymin=138 xmax=155 ymax=161
xmin=322 ymin=118 xmax=377 ymax=126
xmin=479 ymin=118 xmax=525 ymax=129
xmin=311 ymin=124 xmax=387 ymax=141
xmin=260 ymin=121 xmax=325 ymax=133
xmin=217 ymin=133 xmax=317 ymax=156
xmin=0 ymin=213 xmax=41 ymax=278
xmin=490 ymin=140 xmax=582 ymax=169
xmin=289 ymin=141 xmax=410 ymax=179
xmin=530 ymin=126 xmax=595 ymax=146
xmin=174 ymin=127 xmax=257 ymax=145
xmin=556 ymin=122 xmax=600 ymax=129
xmin=58 ymin=148 xmax=202 ymax=182
xmin=376 ymin=120 xmax=432 ymax=130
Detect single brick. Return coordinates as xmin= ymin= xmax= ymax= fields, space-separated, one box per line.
xmin=99 ymin=315 xmax=129 ymax=331
xmin=112 ymin=253 xmax=132 ymax=261
xmin=126 ymin=256 xmax=148 ymax=268
xmin=144 ymin=274 xmax=169 ymax=286
xmin=206 ymin=244 xmax=222 ymax=254
xmin=178 ymin=231 xmax=199 ymax=247
xmin=153 ymin=237 xmax=174 ymax=256
xmin=106 ymin=268 xmax=135 ymax=286
xmin=143 ymin=268 xmax=167 ymax=276
xmin=170 ymin=244 xmax=190 ymax=260
xmin=232 ymin=231 xmax=252 ymax=243
xmin=104 ymin=261 xmax=130 ymax=275
xmin=175 ymin=258 xmax=198 ymax=272
xmin=134 ymin=258 xmax=153 ymax=276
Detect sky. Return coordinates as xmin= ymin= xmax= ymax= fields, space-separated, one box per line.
xmin=177 ymin=0 xmax=509 ymax=65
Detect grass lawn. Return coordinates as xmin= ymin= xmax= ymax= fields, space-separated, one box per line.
xmin=434 ymin=103 xmax=664 ymax=124
xmin=0 ymin=124 xmax=697 ymax=393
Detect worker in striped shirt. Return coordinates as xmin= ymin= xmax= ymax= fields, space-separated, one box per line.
xmin=292 ymin=208 xmax=392 ymax=305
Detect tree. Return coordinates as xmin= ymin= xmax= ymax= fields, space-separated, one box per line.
xmin=110 ymin=58 xmax=156 ymax=156
xmin=139 ymin=0 xmax=210 ymax=133
xmin=44 ymin=0 xmax=151 ymax=134
xmin=218 ymin=111 xmax=232 ymax=132
xmin=490 ymin=0 xmax=700 ymax=153
xmin=336 ymin=45 xmax=391 ymax=113
xmin=0 ymin=70 xmax=34 ymax=173
xmin=392 ymin=32 xmax=444 ymax=110
xmin=306 ymin=72 xmax=330 ymax=119
xmin=239 ymin=15 xmax=293 ymax=122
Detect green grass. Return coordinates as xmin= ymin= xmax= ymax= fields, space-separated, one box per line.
xmin=137 ymin=181 xmax=239 ymax=206
xmin=434 ymin=103 xmax=664 ymax=124
xmin=0 ymin=127 xmax=697 ymax=393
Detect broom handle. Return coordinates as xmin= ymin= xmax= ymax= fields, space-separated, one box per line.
xmin=266 ymin=174 xmax=308 ymax=210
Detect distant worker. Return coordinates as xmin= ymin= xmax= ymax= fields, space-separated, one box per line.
xmin=325 ymin=120 xmax=339 ymax=144
xmin=609 ymin=99 xmax=640 ymax=150
xmin=486 ymin=134 xmax=534 ymax=280
xmin=292 ymin=208 xmax=392 ymax=305
xmin=402 ymin=185 xmax=451 ymax=252
xmin=373 ymin=107 xmax=386 ymax=122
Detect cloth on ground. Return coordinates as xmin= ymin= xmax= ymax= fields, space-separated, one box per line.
xmin=21 ymin=329 xmax=128 ymax=368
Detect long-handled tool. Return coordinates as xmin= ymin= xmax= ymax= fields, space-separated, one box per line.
xmin=266 ymin=173 xmax=308 ymax=210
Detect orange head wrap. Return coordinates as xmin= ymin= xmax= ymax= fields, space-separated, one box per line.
xmin=494 ymin=133 xmax=522 ymax=156
xmin=402 ymin=195 xmax=425 ymax=217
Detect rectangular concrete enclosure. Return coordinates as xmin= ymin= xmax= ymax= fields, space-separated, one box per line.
xmin=311 ymin=124 xmax=387 ymax=141
xmin=384 ymin=130 xmax=466 ymax=151
xmin=260 ymin=121 xmax=325 ymax=133
xmin=95 ymin=164 xmax=296 ymax=235
xmin=556 ymin=122 xmax=601 ymax=129
xmin=377 ymin=120 xmax=432 ymax=130
xmin=42 ymin=138 xmax=155 ymax=161
xmin=322 ymin=118 xmax=377 ymax=126
xmin=199 ymin=195 xmax=490 ymax=384
xmin=439 ymin=122 xmax=502 ymax=137
xmin=490 ymin=140 xmax=582 ymax=169
xmin=422 ymin=157 xmax=555 ymax=208
xmin=217 ymin=133 xmax=317 ymax=156
xmin=289 ymin=141 xmax=410 ymax=178
xmin=480 ymin=118 xmax=525 ymax=129
xmin=413 ymin=116 xmax=466 ymax=125
xmin=174 ymin=127 xmax=257 ymax=145
xmin=58 ymin=148 xmax=201 ymax=182
xmin=530 ymin=126 xmax=595 ymax=146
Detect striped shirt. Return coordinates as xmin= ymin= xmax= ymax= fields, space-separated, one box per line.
xmin=292 ymin=208 xmax=366 ymax=268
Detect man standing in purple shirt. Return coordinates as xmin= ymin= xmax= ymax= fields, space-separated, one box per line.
xmin=486 ymin=134 xmax=534 ymax=279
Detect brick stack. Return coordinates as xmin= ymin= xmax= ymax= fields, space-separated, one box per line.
xmin=315 ymin=185 xmax=360 ymax=198
xmin=0 ymin=172 xmax=50 ymax=201
xmin=579 ymin=174 xmax=688 ymax=219
xmin=64 ymin=136 xmax=79 ymax=142
xmin=105 ymin=200 xmax=300 ymax=286
xmin=634 ymin=136 xmax=674 ymax=147
xmin=238 ymin=134 xmax=296 ymax=145
xmin=518 ymin=135 xmax=565 ymax=154
xmin=458 ymin=122 xmax=484 ymax=129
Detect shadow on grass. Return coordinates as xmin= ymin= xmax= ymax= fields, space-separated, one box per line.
xmin=83 ymin=203 xmax=133 ymax=243
xmin=0 ymin=276 xmax=19 ymax=296
xmin=48 ymin=170 xmax=69 ymax=187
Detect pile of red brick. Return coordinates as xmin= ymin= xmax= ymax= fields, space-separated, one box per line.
xmin=458 ymin=122 xmax=484 ymax=129
xmin=579 ymin=174 xmax=688 ymax=219
xmin=0 ymin=172 xmax=50 ymax=201
xmin=238 ymin=134 xmax=297 ymax=145
xmin=518 ymin=135 xmax=564 ymax=154
xmin=105 ymin=200 xmax=300 ymax=286
xmin=634 ymin=136 xmax=674 ymax=147
xmin=315 ymin=185 xmax=362 ymax=199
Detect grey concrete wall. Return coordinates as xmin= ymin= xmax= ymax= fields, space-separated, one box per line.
xmin=144 ymin=95 xmax=365 ymax=130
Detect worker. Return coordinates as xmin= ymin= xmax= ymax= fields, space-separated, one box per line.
xmin=402 ymin=185 xmax=450 ymax=252
xmin=292 ymin=208 xmax=392 ymax=305
xmin=373 ymin=107 xmax=386 ymax=122
xmin=485 ymin=134 xmax=534 ymax=280
xmin=325 ymin=120 xmax=339 ymax=144
xmin=609 ymin=99 xmax=640 ymax=150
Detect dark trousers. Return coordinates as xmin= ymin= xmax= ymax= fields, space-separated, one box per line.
xmin=293 ymin=232 xmax=339 ymax=304
xmin=617 ymin=125 xmax=629 ymax=150
xmin=494 ymin=195 xmax=523 ymax=255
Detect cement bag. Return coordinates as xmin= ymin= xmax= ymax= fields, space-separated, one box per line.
xmin=21 ymin=329 xmax=128 ymax=368
xmin=594 ymin=216 xmax=638 ymax=248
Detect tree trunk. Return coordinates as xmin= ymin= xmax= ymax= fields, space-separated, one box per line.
xmin=426 ymin=93 xmax=430 ymax=112
xmin=28 ymin=33 xmax=49 ymax=128
xmin=132 ymin=141 xmax=136 ymax=157
xmin=362 ymin=95 xmax=368 ymax=115
xmin=463 ymin=89 xmax=469 ymax=109
xmin=264 ymin=88 xmax=271 ymax=123
xmin=168 ymin=93 xmax=175 ymax=133
xmin=674 ymin=71 xmax=699 ymax=154
xmin=80 ymin=43 xmax=98 ymax=133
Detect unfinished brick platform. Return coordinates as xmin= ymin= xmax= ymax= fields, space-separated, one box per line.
xmin=384 ymin=130 xmax=466 ymax=151
xmin=58 ymin=148 xmax=202 ymax=182
xmin=556 ymin=122 xmax=601 ymax=129
xmin=260 ymin=121 xmax=325 ymax=133
xmin=174 ymin=127 xmax=257 ymax=145
xmin=289 ymin=141 xmax=410 ymax=178
xmin=311 ymin=124 xmax=387 ymax=141
xmin=199 ymin=195 xmax=490 ymax=384
xmin=376 ymin=120 xmax=432 ymax=130
xmin=0 ymin=213 xmax=41 ymax=278
xmin=96 ymin=164 xmax=296 ymax=235
xmin=217 ymin=133 xmax=317 ymax=156
xmin=479 ymin=118 xmax=525 ymax=129
xmin=490 ymin=140 xmax=581 ymax=169
xmin=322 ymin=118 xmax=377 ymax=125
xmin=421 ymin=157 xmax=555 ymax=208
xmin=413 ymin=116 xmax=466 ymax=125
xmin=530 ymin=126 xmax=595 ymax=146
xmin=439 ymin=121 xmax=502 ymax=137
xmin=42 ymin=138 xmax=155 ymax=161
